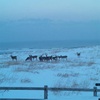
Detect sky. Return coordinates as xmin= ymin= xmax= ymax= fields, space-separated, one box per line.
xmin=0 ymin=0 xmax=100 ymax=42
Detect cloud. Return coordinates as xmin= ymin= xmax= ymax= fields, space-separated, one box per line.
xmin=0 ymin=19 xmax=100 ymax=42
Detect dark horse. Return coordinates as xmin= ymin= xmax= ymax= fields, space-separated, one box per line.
xmin=25 ymin=55 xmax=32 ymax=61
xmin=31 ymin=55 xmax=38 ymax=60
xmin=39 ymin=55 xmax=57 ymax=62
xmin=39 ymin=55 xmax=52 ymax=62
xmin=25 ymin=55 xmax=38 ymax=61
xmin=77 ymin=52 xmax=81 ymax=57
xmin=10 ymin=55 xmax=17 ymax=61
xmin=58 ymin=55 xmax=67 ymax=60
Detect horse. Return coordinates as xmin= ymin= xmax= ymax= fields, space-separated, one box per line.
xmin=39 ymin=55 xmax=52 ymax=62
xmin=39 ymin=56 xmax=44 ymax=61
xmin=31 ymin=55 xmax=38 ymax=60
xmin=77 ymin=52 xmax=81 ymax=57
xmin=52 ymin=56 xmax=58 ymax=61
xmin=10 ymin=55 xmax=17 ymax=61
xmin=25 ymin=55 xmax=32 ymax=61
xmin=59 ymin=55 xmax=67 ymax=60
xmin=44 ymin=56 xmax=52 ymax=61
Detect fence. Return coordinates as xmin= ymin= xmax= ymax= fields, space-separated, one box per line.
xmin=0 ymin=85 xmax=100 ymax=100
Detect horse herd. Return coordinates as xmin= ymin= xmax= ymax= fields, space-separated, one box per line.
xmin=10 ymin=52 xmax=81 ymax=62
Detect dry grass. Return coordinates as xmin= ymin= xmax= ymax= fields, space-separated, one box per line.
xmin=52 ymin=78 xmax=90 ymax=96
xmin=53 ymin=79 xmax=67 ymax=95
xmin=69 ymin=61 xmax=95 ymax=67
xmin=6 ymin=61 xmax=21 ymax=66
xmin=14 ymin=67 xmax=32 ymax=73
xmin=90 ymin=78 xmax=98 ymax=81
xmin=14 ymin=66 xmax=40 ymax=74
xmin=0 ymin=74 xmax=17 ymax=84
xmin=57 ymin=73 xmax=79 ymax=78
xmin=21 ymin=78 xmax=32 ymax=83
xmin=0 ymin=74 xmax=6 ymax=84
xmin=87 ymin=61 xmax=95 ymax=66
xmin=71 ymin=80 xmax=79 ymax=88
xmin=0 ymin=61 xmax=23 ymax=68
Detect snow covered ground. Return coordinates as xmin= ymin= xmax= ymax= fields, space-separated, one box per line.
xmin=0 ymin=46 xmax=100 ymax=100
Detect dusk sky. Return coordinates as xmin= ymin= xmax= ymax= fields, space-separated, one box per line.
xmin=0 ymin=0 xmax=100 ymax=42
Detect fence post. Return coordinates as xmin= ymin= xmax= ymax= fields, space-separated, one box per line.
xmin=93 ymin=87 xmax=97 ymax=96
xmin=44 ymin=85 xmax=48 ymax=99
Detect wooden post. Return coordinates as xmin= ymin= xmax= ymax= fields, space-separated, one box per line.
xmin=93 ymin=87 xmax=97 ymax=96
xmin=44 ymin=85 xmax=48 ymax=99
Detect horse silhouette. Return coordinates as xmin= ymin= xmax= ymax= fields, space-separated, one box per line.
xmin=31 ymin=55 xmax=38 ymax=60
xmin=58 ymin=55 xmax=67 ymax=60
xmin=25 ymin=55 xmax=32 ymax=61
xmin=10 ymin=55 xmax=17 ymax=61
xmin=77 ymin=52 xmax=81 ymax=57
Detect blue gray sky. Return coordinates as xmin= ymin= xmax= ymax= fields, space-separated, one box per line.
xmin=0 ymin=0 xmax=100 ymax=42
